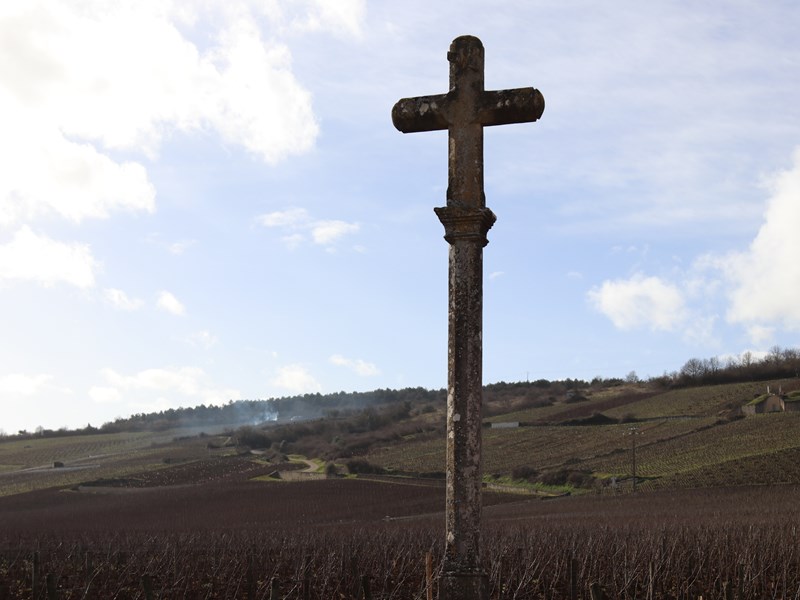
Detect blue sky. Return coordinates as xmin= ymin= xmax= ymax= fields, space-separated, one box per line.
xmin=2 ymin=1 xmax=800 ymax=433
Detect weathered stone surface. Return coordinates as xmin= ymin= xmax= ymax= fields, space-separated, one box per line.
xmin=391 ymin=35 xmax=544 ymax=216
xmin=434 ymin=205 xmax=494 ymax=577
xmin=392 ymin=35 xmax=544 ymax=599
xmin=440 ymin=571 xmax=489 ymax=600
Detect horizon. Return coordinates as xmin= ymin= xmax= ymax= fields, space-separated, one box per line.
xmin=2 ymin=1 xmax=800 ymax=433
xmin=9 ymin=345 xmax=798 ymax=435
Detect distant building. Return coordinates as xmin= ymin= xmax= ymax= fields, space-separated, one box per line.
xmin=782 ymin=395 xmax=800 ymax=412
xmin=490 ymin=422 xmax=520 ymax=429
xmin=742 ymin=387 xmax=800 ymax=415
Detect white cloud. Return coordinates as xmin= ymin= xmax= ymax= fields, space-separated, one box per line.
xmin=97 ymin=366 xmax=239 ymax=407
xmin=188 ymin=330 xmax=218 ymax=349
xmin=310 ymin=220 xmax=360 ymax=245
xmin=88 ymin=386 xmax=123 ymax=404
xmin=587 ymin=149 xmax=800 ymax=347
xmin=588 ymin=274 xmax=686 ymax=332
xmin=0 ymin=226 xmax=96 ymax=288
xmin=157 ymin=290 xmax=186 ymax=316
xmin=0 ymin=373 xmax=74 ymax=432
xmin=746 ymin=325 xmax=776 ymax=347
xmin=259 ymin=208 xmax=310 ymax=227
xmin=0 ymin=122 xmax=156 ymax=225
xmin=291 ymin=0 xmax=365 ymax=38
xmin=681 ymin=314 xmax=718 ymax=347
xmin=104 ymin=288 xmax=144 ymax=311
xmin=712 ymin=148 xmax=800 ymax=332
xmin=168 ymin=240 xmax=195 ymax=255
xmin=330 ymin=354 xmax=380 ymax=376
xmin=0 ymin=373 xmax=52 ymax=396
xmin=145 ymin=235 xmax=196 ymax=255
xmin=271 ymin=364 xmax=321 ymax=393
xmin=281 ymin=233 xmax=306 ymax=249
xmin=258 ymin=207 xmax=360 ymax=248
xmin=0 ymin=0 xmax=333 ymax=229
xmin=726 ymin=349 xmax=771 ymax=366
xmin=207 ymin=17 xmax=319 ymax=163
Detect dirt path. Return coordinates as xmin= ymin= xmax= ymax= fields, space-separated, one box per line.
xmin=297 ymin=458 xmax=318 ymax=473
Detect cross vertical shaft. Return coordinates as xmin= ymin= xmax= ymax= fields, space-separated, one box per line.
xmin=392 ymin=35 xmax=544 ymax=600
xmin=446 ymin=36 xmax=485 ymax=209
xmin=434 ymin=202 xmax=494 ymax=581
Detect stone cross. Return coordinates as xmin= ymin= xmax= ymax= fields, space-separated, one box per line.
xmin=392 ymin=35 xmax=544 ymax=599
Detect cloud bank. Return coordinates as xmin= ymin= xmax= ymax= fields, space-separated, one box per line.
xmin=91 ymin=366 xmax=239 ymax=410
xmin=330 ymin=354 xmax=380 ymax=376
xmin=0 ymin=0 xmax=367 ymax=288
xmin=589 ymin=148 xmax=800 ymax=347
xmin=271 ymin=364 xmax=322 ymax=393
xmin=717 ymin=149 xmax=800 ymax=331
xmin=0 ymin=226 xmax=96 ymax=288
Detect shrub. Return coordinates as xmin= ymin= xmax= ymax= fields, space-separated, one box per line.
xmin=345 ymin=459 xmax=385 ymax=475
xmin=538 ymin=469 xmax=595 ymax=488
xmin=539 ymin=469 xmax=569 ymax=486
xmin=563 ymin=393 xmax=588 ymax=404
xmin=511 ymin=466 xmax=539 ymax=483
xmin=234 ymin=426 xmax=272 ymax=449
xmin=566 ymin=470 xmax=594 ymax=488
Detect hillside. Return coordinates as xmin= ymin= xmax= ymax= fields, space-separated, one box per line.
xmin=2 ymin=376 xmax=800 ymax=498
xmin=366 ymin=377 xmax=800 ymax=493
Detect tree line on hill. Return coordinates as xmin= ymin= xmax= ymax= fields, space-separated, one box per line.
xmin=103 ymin=343 xmax=799 ymax=434
xmin=97 ymin=379 xmax=599 ymax=436
xmin=654 ymin=345 xmax=800 ymax=388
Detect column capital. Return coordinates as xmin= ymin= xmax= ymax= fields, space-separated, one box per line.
xmin=434 ymin=206 xmax=496 ymax=246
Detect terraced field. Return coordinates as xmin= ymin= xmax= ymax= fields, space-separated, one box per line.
xmin=603 ymin=379 xmax=794 ymax=419
xmin=369 ymin=417 xmax=721 ymax=475
xmin=484 ymin=385 xmax=649 ymax=424
xmin=650 ymin=445 xmax=800 ymax=489
xmin=371 ymin=379 xmax=800 ymax=491
xmin=0 ymin=431 xmax=156 ymax=469
xmin=0 ymin=430 xmax=235 ymax=497
xmin=4 ymin=377 xmax=800 ymax=499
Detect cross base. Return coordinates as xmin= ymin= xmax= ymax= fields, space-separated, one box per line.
xmin=440 ymin=571 xmax=489 ymax=600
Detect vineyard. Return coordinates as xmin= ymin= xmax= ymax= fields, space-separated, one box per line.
xmin=0 ymin=431 xmax=234 ymax=498
xmin=369 ymin=380 xmax=800 ymax=491
xmin=5 ymin=378 xmax=799 ymax=498
xmin=2 ymin=481 xmax=800 ymax=598
xmin=4 ymin=378 xmax=800 ymax=597
xmin=585 ymin=412 xmax=800 ymax=488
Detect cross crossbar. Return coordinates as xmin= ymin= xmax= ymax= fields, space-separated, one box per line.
xmin=392 ymin=87 xmax=543 ymax=133
xmin=392 ymin=36 xmax=543 ymax=212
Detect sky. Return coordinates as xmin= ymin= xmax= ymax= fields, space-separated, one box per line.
xmin=1 ymin=0 xmax=800 ymax=433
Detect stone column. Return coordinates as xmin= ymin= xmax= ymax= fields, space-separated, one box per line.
xmin=434 ymin=205 xmax=495 ymax=600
